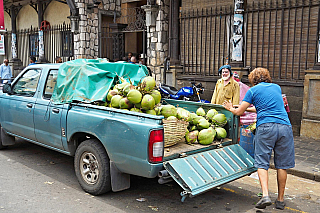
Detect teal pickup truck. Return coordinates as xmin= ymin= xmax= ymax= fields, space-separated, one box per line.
xmin=0 ymin=63 xmax=256 ymax=201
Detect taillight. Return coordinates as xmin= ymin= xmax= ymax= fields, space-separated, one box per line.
xmin=148 ymin=129 xmax=164 ymax=163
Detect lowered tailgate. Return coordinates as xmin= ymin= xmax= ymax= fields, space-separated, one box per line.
xmin=163 ymin=144 xmax=256 ymax=202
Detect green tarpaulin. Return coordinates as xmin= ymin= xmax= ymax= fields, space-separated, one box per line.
xmin=51 ymin=59 xmax=149 ymax=104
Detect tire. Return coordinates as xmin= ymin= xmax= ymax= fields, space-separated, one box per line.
xmin=0 ymin=127 xmax=8 ymax=150
xmin=74 ymin=139 xmax=111 ymax=195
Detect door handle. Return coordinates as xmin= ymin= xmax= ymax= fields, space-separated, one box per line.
xmin=27 ymin=103 xmax=33 ymax=108
xmin=52 ymin=108 xmax=60 ymax=113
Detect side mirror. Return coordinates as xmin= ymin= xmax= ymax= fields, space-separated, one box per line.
xmin=3 ymin=83 xmax=12 ymax=94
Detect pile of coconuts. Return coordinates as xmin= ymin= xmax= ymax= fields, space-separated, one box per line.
xmin=104 ymin=76 xmax=162 ymax=114
xmin=185 ymin=107 xmax=228 ymax=145
xmin=104 ymin=76 xmax=228 ymax=146
xmin=159 ymin=105 xmax=228 ymax=146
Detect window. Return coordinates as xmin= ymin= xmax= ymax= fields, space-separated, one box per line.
xmin=29 ymin=33 xmax=39 ymax=57
xmin=61 ymin=30 xmax=74 ymax=57
xmin=12 ymin=69 xmax=41 ymax=97
xmin=43 ymin=69 xmax=58 ymax=99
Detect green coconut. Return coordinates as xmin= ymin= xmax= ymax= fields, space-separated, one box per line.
xmin=198 ymin=128 xmax=215 ymax=145
xmin=215 ymin=127 xmax=227 ymax=140
xmin=111 ymin=95 xmax=123 ymax=108
xmin=127 ymin=89 xmax=142 ymax=104
xmin=154 ymin=105 xmax=162 ymax=115
xmin=192 ymin=115 xmax=205 ymax=125
xmin=161 ymin=105 xmax=177 ymax=118
xmin=119 ymin=97 xmax=133 ymax=109
xmin=190 ymin=125 xmax=198 ymax=131
xmin=208 ymin=127 xmax=216 ymax=140
xmin=186 ymin=130 xmax=199 ymax=144
xmin=141 ymin=76 xmax=156 ymax=91
xmin=141 ymin=94 xmax=155 ymax=110
xmin=197 ymin=118 xmax=210 ymax=130
xmin=150 ymin=90 xmax=161 ymax=105
xmin=189 ymin=112 xmax=197 ymax=121
xmin=206 ymin=109 xmax=218 ymax=121
xmin=212 ymin=113 xmax=227 ymax=127
xmin=146 ymin=109 xmax=157 ymax=115
xmin=130 ymin=108 xmax=141 ymax=113
xmin=123 ymin=84 xmax=135 ymax=96
xmin=107 ymin=90 xmax=118 ymax=102
xmin=167 ymin=116 xmax=178 ymax=121
xmin=196 ymin=107 xmax=206 ymax=116
xmin=115 ymin=82 xmax=130 ymax=91
xmin=177 ymin=107 xmax=191 ymax=121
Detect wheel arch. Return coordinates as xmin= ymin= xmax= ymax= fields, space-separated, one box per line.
xmin=68 ymin=132 xmax=108 ymax=157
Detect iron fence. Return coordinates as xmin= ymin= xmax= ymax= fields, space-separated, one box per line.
xmin=180 ymin=0 xmax=320 ymax=82
xmin=1 ymin=23 xmax=74 ymax=67
xmin=180 ymin=7 xmax=233 ymax=76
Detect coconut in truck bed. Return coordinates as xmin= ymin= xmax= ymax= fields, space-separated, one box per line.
xmin=159 ymin=99 xmax=239 ymax=160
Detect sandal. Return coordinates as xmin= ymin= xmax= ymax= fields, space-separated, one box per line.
xmin=275 ymin=199 xmax=286 ymax=210
xmin=255 ymin=196 xmax=272 ymax=209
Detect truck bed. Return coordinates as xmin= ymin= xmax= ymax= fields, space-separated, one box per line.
xmin=163 ymin=138 xmax=231 ymax=159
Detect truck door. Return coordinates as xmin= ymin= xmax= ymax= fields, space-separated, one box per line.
xmin=163 ymin=144 xmax=256 ymax=202
xmin=34 ymin=69 xmax=65 ymax=150
xmin=0 ymin=68 xmax=41 ymax=141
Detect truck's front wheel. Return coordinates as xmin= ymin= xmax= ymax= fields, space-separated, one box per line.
xmin=74 ymin=139 xmax=111 ymax=195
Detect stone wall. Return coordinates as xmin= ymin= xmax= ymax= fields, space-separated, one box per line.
xmin=73 ymin=0 xmax=121 ymax=59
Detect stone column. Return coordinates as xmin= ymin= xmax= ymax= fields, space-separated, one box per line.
xmin=166 ymin=0 xmax=182 ymax=87
xmin=142 ymin=1 xmax=169 ymax=85
xmin=169 ymin=0 xmax=179 ymax=65
xmin=300 ymin=70 xmax=320 ymax=139
xmin=10 ymin=5 xmax=22 ymax=77
xmin=73 ymin=0 xmax=120 ymax=59
xmin=37 ymin=0 xmax=48 ymax=63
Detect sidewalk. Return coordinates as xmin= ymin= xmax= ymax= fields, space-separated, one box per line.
xmin=270 ymin=136 xmax=320 ymax=182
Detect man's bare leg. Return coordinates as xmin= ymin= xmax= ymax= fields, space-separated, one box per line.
xmin=277 ymin=169 xmax=287 ymax=202
xmin=257 ymin=168 xmax=269 ymax=196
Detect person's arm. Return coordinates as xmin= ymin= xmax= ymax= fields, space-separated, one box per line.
xmin=223 ymin=100 xmax=251 ymax=116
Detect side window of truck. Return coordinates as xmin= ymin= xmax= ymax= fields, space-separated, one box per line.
xmin=12 ymin=69 xmax=41 ymax=97
xmin=43 ymin=69 xmax=58 ymax=99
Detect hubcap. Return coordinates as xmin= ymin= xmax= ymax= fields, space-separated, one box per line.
xmin=79 ymin=151 xmax=99 ymax=185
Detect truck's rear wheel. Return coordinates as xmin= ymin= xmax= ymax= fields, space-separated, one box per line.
xmin=74 ymin=139 xmax=111 ymax=195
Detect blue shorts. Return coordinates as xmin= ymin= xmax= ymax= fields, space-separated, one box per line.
xmin=254 ymin=123 xmax=295 ymax=170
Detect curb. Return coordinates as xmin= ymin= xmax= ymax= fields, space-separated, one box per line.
xmin=270 ymin=164 xmax=320 ymax=182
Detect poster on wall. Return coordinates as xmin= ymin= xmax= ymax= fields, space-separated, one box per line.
xmin=232 ymin=13 xmax=243 ymax=61
xmin=234 ymin=0 xmax=244 ymax=13
xmin=0 ymin=34 xmax=5 ymax=55
xmin=0 ymin=0 xmax=5 ymax=31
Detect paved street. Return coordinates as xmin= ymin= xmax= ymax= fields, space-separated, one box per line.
xmin=0 ymin=139 xmax=319 ymax=213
